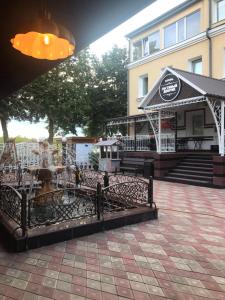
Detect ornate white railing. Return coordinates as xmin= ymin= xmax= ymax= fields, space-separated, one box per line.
xmin=0 ymin=142 xmax=58 ymax=168
xmin=0 ymin=142 xmax=92 ymax=169
xmin=108 ymin=133 xmax=175 ymax=152
xmin=119 ymin=135 xmax=151 ymax=151
xmin=160 ymin=133 xmax=175 ymax=152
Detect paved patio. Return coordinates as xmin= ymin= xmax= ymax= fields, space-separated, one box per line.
xmin=0 ymin=181 xmax=225 ymax=300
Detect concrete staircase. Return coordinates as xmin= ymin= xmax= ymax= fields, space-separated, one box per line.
xmin=165 ymin=154 xmax=213 ymax=187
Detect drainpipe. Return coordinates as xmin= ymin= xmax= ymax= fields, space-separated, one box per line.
xmin=206 ymin=0 xmax=212 ymax=77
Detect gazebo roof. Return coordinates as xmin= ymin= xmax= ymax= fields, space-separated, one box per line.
xmin=140 ymin=67 xmax=225 ymax=110
xmin=95 ymin=139 xmax=121 ymax=146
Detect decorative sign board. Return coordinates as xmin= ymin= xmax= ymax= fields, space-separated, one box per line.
xmin=159 ymin=73 xmax=181 ymax=102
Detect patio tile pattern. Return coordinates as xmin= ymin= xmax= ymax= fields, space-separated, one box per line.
xmin=0 ymin=181 xmax=225 ymax=299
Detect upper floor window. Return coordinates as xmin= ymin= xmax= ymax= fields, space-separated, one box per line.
xmin=186 ymin=11 xmax=200 ymax=38
xmin=217 ymin=0 xmax=225 ymax=21
xmin=164 ymin=23 xmax=176 ymax=48
xmin=132 ymin=40 xmax=142 ymax=61
xmin=132 ymin=31 xmax=160 ymax=61
xmin=148 ymin=31 xmax=160 ymax=55
xmin=164 ymin=10 xmax=200 ymax=48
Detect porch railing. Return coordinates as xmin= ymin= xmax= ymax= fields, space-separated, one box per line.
xmin=110 ymin=134 xmax=175 ymax=152
xmin=159 ymin=133 xmax=175 ymax=152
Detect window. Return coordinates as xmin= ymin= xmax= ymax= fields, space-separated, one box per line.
xmin=164 ymin=10 xmax=200 ymax=48
xmin=192 ymin=113 xmax=204 ymax=136
xmin=224 ymin=48 xmax=225 ymax=78
xmin=148 ymin=31 xmax=160 ymax=55
xmin=186 ymin=11 xmax=200 ymax=38
xmin=132 ymin=40 xmax=142 ymax=61
xmin=164 ymin=23 xmax=176 ymax=48
xmin=143 ymin=37 xmax=149 ymax=56
xmin=177 ymin=18 xmax=185 ymax=42
xmin=138 ymin=75 xmax=148 ymax=97
xmin=131 ymin=31 xmax=160 ymax=61
xmin=217 ymin=0 xmax=225 ymax=21
xmin=191 ymin=58 xmax=202 ymax=74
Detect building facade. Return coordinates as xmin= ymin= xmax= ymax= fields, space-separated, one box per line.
xmin=108 ymin=0 xmax=225 ymax=187
xmin=127 ymin=0 xmax=225 ymax=117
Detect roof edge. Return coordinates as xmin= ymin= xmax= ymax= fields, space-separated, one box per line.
xmin=126 ymin=0 xmax=200 ymax=39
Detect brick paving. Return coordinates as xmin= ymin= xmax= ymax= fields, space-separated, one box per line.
xmin=0 ymin=180 xmax=225 ymax=299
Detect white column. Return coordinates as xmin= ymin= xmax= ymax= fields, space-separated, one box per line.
xmin=110 ymin=146 xmax=112 ymax=159
xmin=221 ymin=100 xmax=225 ymax=156
xmin=158 ymin=110 xmax=162 ymax=154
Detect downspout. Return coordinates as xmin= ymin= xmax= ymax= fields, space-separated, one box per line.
xmin=206 ymin=0 xmax=212 ymax=77
xmin=127 ymin=38 xmax=130 ymax=136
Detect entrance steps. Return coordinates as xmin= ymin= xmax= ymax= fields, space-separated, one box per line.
xmin=164 ymin=154 xmax=213 ymax=187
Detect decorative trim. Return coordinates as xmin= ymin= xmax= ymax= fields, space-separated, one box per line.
xmin=144 ymin=96 xmax=206 ymax=111
xmin=127 ymin=23 xmax=225 ymax=70
xmin=209 ymin=22 xmax=225 ymax=38
xmin=126 ymin=0 xmax=200 ymax=39
xmin=127 ymin=32 xmax=207 ymax=70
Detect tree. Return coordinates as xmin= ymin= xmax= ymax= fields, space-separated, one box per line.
xmin=0 ymin=92 xmax=30 ymax=143
xmin=84 ymin=46 xmax=128 ymax=136
xmin=0 ymin=46 xmax=128 ymax=142
xmin=17 ymin=49 xmax=93 ymax=143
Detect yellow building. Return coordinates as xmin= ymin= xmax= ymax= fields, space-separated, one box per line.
xmin=127 ymin=0 xmax=225 ymax=116
xmin=107 ymin=0 xmax=225 ymax=187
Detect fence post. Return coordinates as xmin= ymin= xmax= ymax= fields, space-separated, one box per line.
xmin=21 ymin=190 xmax=27 ymax=237
xmin=96 ymin=182 xmax=102 ymax=220
xmin=148 ymin=176 xmax=153 ymax=208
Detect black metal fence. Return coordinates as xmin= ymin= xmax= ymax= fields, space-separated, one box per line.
xmin=0 ymin=174 xmax=154 ymax=237
xmin=27 ymin=188 xmax=96 ymax=228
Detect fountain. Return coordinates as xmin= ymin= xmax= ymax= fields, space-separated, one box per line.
xmin=29 ymin=140 xmax=65 ymax=196
xmin=0 ymin=139 xmax=157 ymax=252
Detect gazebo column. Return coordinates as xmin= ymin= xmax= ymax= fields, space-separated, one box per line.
xmin=158 ymin=110 xmax=162 ymax=154
xmin=221 ymin=100 xmax=224 ymax=156
xmin=134 ymin=118 xmax=137 ymax=152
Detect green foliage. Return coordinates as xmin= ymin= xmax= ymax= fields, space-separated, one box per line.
xmin=0 ymin=46 xmax=128 ymax=141
xmin=84 ymin=46 xmax=128 ymax=136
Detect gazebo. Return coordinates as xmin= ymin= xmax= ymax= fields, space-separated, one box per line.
xmin=139 ymin=67 xmax=225 ymax=186
xmin=95 ymin=139 xmax=121 ymax=172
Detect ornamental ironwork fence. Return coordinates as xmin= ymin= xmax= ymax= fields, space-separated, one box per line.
xmin=0 ymin=174 xmax=154 ymax=236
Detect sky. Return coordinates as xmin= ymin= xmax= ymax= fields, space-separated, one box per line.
xmin=1 ymin=0 xmax=185 ymax=140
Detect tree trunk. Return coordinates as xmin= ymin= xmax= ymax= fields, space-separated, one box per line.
xmin=0 ymin=118 xmax=9 ymax=143
xmin=48 ymin=118 xmax=54 ymax=144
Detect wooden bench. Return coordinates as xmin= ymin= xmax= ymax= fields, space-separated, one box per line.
xmin=120 ymin=157 xmax=145 ymax=176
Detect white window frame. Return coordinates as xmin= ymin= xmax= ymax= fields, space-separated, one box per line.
xmin=224 ymin=48 xmax=225 ymax=78
xmin=188 ymin=56 xmax=202 ymax=74
xmin=131 ymin=31 xmax=161 ymax=61
xmin=212 ymin=0 xmax=225 ymax=23
xmin=138 ymin=74 xmax=148 ymax=98
xmin=148 ymin=30 xmax=160 ymax=55
xmin=142 ymin=37 xmax=149 ymax=57
xmin=132 ymin=40 xmax=142 ymax=61
xmin=217 ymin=0 xmax=225 ymax=22
xmin=163 ymin=10 xmax=200 ymax=48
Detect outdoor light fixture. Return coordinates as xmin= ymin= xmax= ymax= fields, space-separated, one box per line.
xmin=10 ymin=12 xmax=75 ymax=60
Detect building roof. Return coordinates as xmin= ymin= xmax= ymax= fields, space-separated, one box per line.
xmin=0 ymin=0 xmax=154 ymax=100
xmin=172 ymin=68 xmax=225 ymax=99
xmin=126 ymin=0 xmax=200 ymax=39
xmin=95 ymin=140 xmax=121 ymax=146
xmin=140 ymin=67 xmax=225 ymax=109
